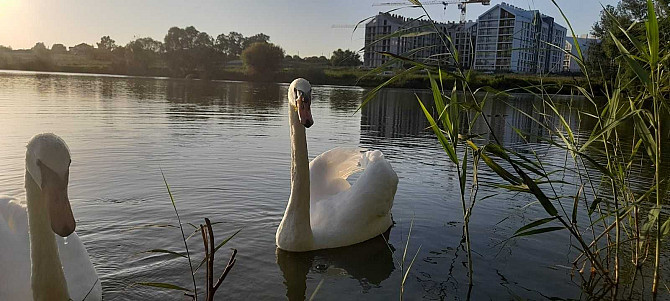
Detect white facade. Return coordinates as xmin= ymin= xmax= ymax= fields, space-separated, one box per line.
xmin=473 ymin=2 xmax=566 ymax=74
xmin=563 ymin=34 xmax=601 ymax=73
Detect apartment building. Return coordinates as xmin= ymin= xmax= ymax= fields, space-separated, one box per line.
xmin=364 ymin=3 xmax=567 ymax=74
xmin=363 ymin=13 xmax=477 ymax=69
xmin=473 ymin=2 xmax=566 ymax=73
xmin=563 ymin=34 xmax=601 ymax=73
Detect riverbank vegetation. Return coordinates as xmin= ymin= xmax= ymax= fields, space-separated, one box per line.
xmin=361 ymin=0 xmax=669 ymax=299
xmin=0 ymin=25 xmax=595 ymax=94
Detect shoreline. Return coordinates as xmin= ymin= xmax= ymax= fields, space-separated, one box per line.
xmin=0 ymin=67 xmax=600 ymax=96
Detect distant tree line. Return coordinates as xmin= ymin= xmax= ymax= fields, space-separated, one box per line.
xmin=0 ymin=26 xmax=362 ymax=79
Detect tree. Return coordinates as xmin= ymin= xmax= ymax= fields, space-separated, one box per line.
xmin=590 ymin=0 xmax=670 ymax=77
xmin=97 ymin=36 xmax=117 ymax=51
xmin=70 ymin=43 xmax=95 ymax=56
xmin=214 ymin=31 xmax=244 ymax=58
xmin=31 ymin=42 xmax=52 ymax=69
xmin=304 ymin=56 xmax=330 ymax=65
xmin=330 ymin=49 xmax=361 ymax=67
xmin=125 ymin=37 xmax=164 ymax=75
xmin=242 ymin=33 xmax=270 ymax=49
xmin=31 ymin=42 xmax=48 ymax=52
xmin=241 ymin=42 xmax=284 ymax=75
xmin=164 ymin=26 xmax=220 ymax=77
xmin=51 ymin=44 xmax=67 ymax=53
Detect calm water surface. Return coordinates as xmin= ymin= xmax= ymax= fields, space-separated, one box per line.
xmin=0 ymin=71 xmax=666 ymax=300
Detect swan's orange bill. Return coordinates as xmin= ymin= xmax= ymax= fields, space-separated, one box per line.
xmin=39 ymin=160 xmax=76 ymax=237
xmin=47 ymin=185 xmax=76 ymax=237
xmin=297 ymin=96 xmax=313 ymax=128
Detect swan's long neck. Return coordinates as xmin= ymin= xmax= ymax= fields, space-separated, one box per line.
xmin=25 ymin=171 xmax=70 ymax=301
xmin=276 ymin=103 xmax=314 ymax=251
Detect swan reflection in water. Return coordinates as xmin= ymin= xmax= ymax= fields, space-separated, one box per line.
xmin=276 ymin=228 xmax=395 ymax=300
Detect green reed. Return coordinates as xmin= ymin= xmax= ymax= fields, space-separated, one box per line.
xmin=360 ymin=0 xmax=669 ymax=298
xmin=135 ymin=172 xmax=239 ymax=300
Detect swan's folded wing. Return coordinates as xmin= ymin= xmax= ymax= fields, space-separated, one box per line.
xmin=347 ymin=150 xmax=398 ymax=218
xmin=310 ymin=147 xmax=364 ymax=201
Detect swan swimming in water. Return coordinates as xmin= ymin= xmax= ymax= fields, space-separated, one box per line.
xmin=276 ymin=78 xmax=399 ymax=252
xmin=0 ymin=133 xmax=102 ymax=301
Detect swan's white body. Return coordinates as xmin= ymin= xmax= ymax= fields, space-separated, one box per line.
xmin=0 ymin=134 xmax=101 ymax=301
xmin=276 ymin=79 xmax=398 ymax=252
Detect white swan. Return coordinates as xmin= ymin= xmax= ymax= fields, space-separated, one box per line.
xmin=0 ymin=133 xmax=102 ymax=301
xmin=276 ymin=78 xmax=399 ymax=252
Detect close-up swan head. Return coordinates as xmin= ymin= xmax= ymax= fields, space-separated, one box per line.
xmin=25 ymin=133 xmax=75 ymax=237
xmin=289 ymin=78 xmax=313 ymax=128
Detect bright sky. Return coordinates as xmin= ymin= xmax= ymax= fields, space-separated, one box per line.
xmin=0 ymin=0 xmax=617 ymax=57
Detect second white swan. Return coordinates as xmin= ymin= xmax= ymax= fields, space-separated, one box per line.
xmin=0 ymin=133 xmax=102 ymax=301
xmin=276 ymin=78 xmax=398 ymax=252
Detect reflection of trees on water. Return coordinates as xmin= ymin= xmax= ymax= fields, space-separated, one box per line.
xmin=322 ymin=87 xmax=365 ymax=112
xmin=276 ymin=231 xmax=395 ymax=301
xmin=163 ymin=80 xmax=284 ymax=124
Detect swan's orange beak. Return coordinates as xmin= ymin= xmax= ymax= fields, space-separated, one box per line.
xmin=39 ymin=161 xmax=76 ymax=237
xmin=297 ymin=92 xmax=313 ymax=128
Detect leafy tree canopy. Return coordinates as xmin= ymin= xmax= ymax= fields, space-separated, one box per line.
xmin=330 ymin=49 xmax=361 ymax=67
xmin=97 ymin=36 xmax=117 ymax=51
xmin=241 ymin=42 xmax=284 ymax=75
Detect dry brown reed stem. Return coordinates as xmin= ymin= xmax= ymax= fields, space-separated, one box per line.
xmin=199 ymin=218 xmax=237 ymax=301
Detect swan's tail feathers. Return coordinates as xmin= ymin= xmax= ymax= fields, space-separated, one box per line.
xmin=360 ymin=150 xmax=384 ymax=169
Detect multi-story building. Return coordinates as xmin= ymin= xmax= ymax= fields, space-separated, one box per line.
xmin=364 ymin=3 xmax=567 ymax=74
xmin=473 ymin=2 xmax=566 ymax=73
xmin=363 ymin=13 xmax=477 ymax=69
xmin=364 ymin=13 xmax=405 ymax=68
xmin=563 ymin=34 xmax=601 ymax=73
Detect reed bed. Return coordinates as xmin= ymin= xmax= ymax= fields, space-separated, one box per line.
xmin=361 ymin=0 xmax=669 ymax=299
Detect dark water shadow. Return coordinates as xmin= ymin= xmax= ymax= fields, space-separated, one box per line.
xmin=276 ymin=229 xmax=396 ymax=301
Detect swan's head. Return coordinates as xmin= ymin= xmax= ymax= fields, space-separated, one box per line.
xmin=289 ymin=78 xmax=313 ymax=128
xmin=25 ymin=133 xmax=75 ymax=237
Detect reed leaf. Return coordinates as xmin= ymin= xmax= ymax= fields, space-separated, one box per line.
xmin=513 ymin=226 xmax=565 ymax=238
xmin=142 ymin=249 xmax=187 ymax=259
xmin=514 ymin=216 xmax=559 ymax=236
xmin=645 ymin=0 xmax=659 ymax=66
xmin=480 ymin=152 xmax=521 ymax=185
xmin=417 ymin=95 xmax=458 ymax=164
xmin=610 ymin=32 xmax=651 ymax=88
xmin=137 ymin=282 xmax=192 ymax=292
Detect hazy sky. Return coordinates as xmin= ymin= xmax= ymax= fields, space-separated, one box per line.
xmin=0 ymin=0 xmax=617 ymax=57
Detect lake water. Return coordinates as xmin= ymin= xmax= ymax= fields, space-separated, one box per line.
xmin=0 ymin=70 xmax=666 ymax=300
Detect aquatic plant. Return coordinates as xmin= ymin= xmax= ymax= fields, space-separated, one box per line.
xmin=136 ymin=172 xmax=239 ymax=301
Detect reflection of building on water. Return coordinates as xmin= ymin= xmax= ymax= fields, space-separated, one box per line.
xmin=360 ymin=89 xmax=431 ymax=139
xmin=276 ymin=231 xmax=395 ymax=300
xmin=469 ymin=94 xmax=584 ymax=149
xmin=360 ymin=90 xmax=588 ymax=151
xmin=469 ymin=95 xmax=545 ymax=147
